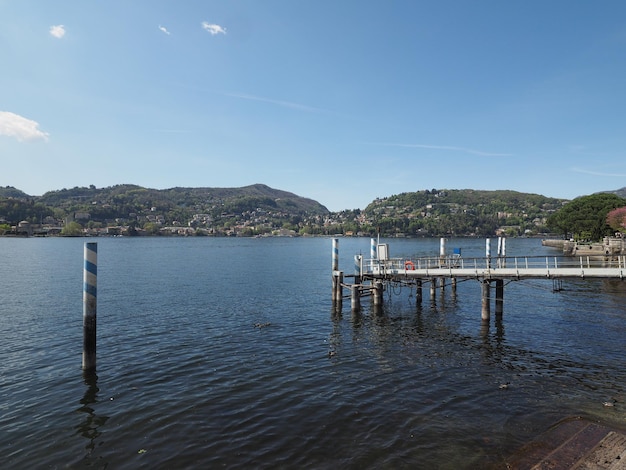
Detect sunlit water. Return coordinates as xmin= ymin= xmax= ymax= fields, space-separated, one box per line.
xmin=1 ymin=237 xmax=625 ymax=469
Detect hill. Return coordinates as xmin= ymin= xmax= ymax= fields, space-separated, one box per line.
xmin=1 ymin=184 xmax=621 ymax=237
xmin=356 ymin=189 xmax=568 ymax=237
xmin=0 ymin=184 xmax=329 ymax=236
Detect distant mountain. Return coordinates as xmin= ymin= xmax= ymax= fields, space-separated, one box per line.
xmin=36 ymin=183 xmax=329 ymax=215
xmin=603 ymin=187 xmax=626 ymax=199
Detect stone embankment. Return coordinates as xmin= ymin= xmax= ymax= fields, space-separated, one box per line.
xmin=542 ymin=236 xmax=625 ymax=256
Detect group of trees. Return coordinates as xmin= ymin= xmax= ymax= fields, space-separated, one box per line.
xmin=546 ymin=193 xmax=626 ymax=240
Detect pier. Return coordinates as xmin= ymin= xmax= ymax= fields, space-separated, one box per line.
xmin=332 ymin=238 xmax=626 ymax=320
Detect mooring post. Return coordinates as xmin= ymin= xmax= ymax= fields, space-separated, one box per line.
xmin=486 ymin=238 xmax=491 ymax=269
xmin=332 ymin=238 xmax=339 ymax=301
xmin=82 ymin=242 xmax=97 ymax=371
xmin=440 ymin=237 xmax=446 ymax=266
xmin=495 ymin=279 xmax=504 ymax=317
xmin=481 ymin=280 xmax=490 ymax=322
xmin=370 ymin=238 xmax=377 ymax=260
xmin=373 ymin=281 xmax=383 ymax=308
xmin=334 ymin=271 xmax=344 ymax=303
xmin=354 ymin=254 xmax=362 ymax=284
xmin=416 ymin=279 xmax=422 ymax=305
xmin=351 ymin=285 xmax=361 ymax=312
xmin=430 ymin=278 xmax=437 ymax=301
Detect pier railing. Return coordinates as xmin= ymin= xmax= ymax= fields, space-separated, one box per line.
xmin=364 ymin=255 xmax=626 ymax=279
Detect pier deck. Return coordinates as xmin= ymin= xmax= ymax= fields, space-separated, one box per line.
xmin=363 ymin=255 xmax=626 ymax=280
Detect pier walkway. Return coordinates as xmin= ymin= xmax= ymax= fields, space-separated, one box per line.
xmin=331 ymin=238 xmax=625 ymax=318
xmin=364 ymin=254 xmax=626 ymax=280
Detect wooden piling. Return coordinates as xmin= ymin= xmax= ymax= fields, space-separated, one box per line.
xmin=481 ymin=280 xmax=490 ymax=322
xmin=82 ymin=242 xmax=97 ymax=371
xmin=416 ymin=279 xmax=422 ymax=305
xmin=430 ymin=278 xmax=437 ymax=300
xmin=333 ymin=271 xmax=344 ymax=303
xmin=351 ymin=285 xmax=361 ymax=312
xmin=373 ymin=281 xmax=383 ymax=307
xmin=495 ymin=279 xmax=504 ymax=317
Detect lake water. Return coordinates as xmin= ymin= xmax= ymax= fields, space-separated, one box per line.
xmin=1 ymin=236 xmax=625 ymax=469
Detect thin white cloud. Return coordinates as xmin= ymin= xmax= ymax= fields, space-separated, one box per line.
xmin=158 ymin=25 xmax=171 ymax=35
xmin=570 ymin=167 xmax=626 ymax=177
xmin=223 ymin=92 xmax=324 ymax=113
xmin=201 ymin=22 xmax=226 ymax=35
xmin=49 ymin=25 xmax=66 ymax=39
xmin=0 ymin=111 xmax=50 ymax=142
xmin=371 ymin=142 xmax=512 ymax=157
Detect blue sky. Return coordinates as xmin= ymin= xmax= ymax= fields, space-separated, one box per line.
xmin=1 ymin=1 xmax=625 ymax=211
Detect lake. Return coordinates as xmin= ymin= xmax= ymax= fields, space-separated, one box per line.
xmin=1 ymin=236 xmax=625 ymax=469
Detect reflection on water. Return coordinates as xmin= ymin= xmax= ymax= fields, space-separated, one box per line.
xmin=76 ymin=371 xmax=109 ymax=465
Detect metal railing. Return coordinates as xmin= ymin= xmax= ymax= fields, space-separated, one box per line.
xmin=364 ymin=255 xmax=626 ymax=273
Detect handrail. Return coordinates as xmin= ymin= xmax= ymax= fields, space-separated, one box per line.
xmin=363 ymin=255 xmax=626 ymax=273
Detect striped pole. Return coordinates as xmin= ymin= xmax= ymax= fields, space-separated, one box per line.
xmin=354 ymin=254 xmax=362 ymax=283
xmin=370 ymin=238 xmax=377 ymax=260
xmin=83 ymin=242 xmax=97 ymax=371
xmin=332 ymin=238 xmax=339 ymax=272
xmin=486 ymin=238 xmax=491 ymax=268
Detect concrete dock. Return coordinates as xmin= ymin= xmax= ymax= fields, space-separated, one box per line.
xmin=508 ymin=418 xmax=626 ymax=469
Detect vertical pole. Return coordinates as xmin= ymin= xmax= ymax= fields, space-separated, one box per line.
xmin=495 ymin=279 xmax=504 ymax=317
xmin=331 ymin=238 xmax=339 ymax=301
xmin=332 ymin=238 xmax=339 ymax=272
xmin=501 ymin=238 xmax=506 ymax=268
xmin=370 ymin=238 xmax=377 ymax=260
xmin=351 ymin=285 xmax=361 ymax=312
xmin=440 ymin=237 xmax=446 ymax=266
xmin=83 ymin=242 xmax=97 ymax=371
xmin=430 ymin=278 xmax=437 ymax=301
xmin=334 ymin=272 xmax=344 ymax=303
xmin=354 ymin=254 xmax=362 ymax=284
xmin=481 ymin=280 xmax=490 ymax=322
xmin=416 ymin=279 xmax=422 ymax=305
xmin=486 ymin=238 xmax=491 ymax=269
xmin=373 ymin=281 xmax=383 ymax=307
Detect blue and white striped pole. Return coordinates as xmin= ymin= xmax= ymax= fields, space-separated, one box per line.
xmin=83 ymin=242 xmax=97 ymax=371
xmin=332 ymin=238 xmax=339 ymax=272
xmin=370 ymin=238 xmax=377 ymax=260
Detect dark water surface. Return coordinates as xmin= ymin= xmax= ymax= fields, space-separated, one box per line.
xmin=1 ymin=237 xmax=625 ymax=469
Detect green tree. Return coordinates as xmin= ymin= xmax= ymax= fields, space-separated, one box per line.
xmin=61 ymin=221 xmax=83 ymax=236
xmin=547 ymin=194 xmax=626 ymax=240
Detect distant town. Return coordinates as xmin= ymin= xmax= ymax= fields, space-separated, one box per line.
xmin=1 ymin=184 xmax=625 ymax=239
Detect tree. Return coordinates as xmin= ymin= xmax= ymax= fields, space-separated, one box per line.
xmin=61 ymin=221 xmax=83 ymax=236
xmin=547 ymin=193 xmax=626 ymax=240
xmin=606 ymin=206 xmax=626 ymax=234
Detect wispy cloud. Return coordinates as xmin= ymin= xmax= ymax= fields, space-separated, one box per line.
xmin=370 ymin=143 xmax=512 ymax=157
xmin=158 ymin=25 xmax=171 ymax=36
xmin=201 ymin=22 xmax=226 ymax=35
xmin=223 ymin=92 xmax=324 ymax=113
xmin=0 ymin=111 xmax=49 ymax=142
xmin=49 ymin=25 xmax=66 ymax=39
xmin=570 ymin=167 xmax=626 ymax=177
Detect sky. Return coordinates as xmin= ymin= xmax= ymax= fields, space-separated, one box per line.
xmin=1 ymin=1 xmax=626 ymax=211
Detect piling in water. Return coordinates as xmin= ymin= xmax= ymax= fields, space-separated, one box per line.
xmin=82 ymin=242 xmax=97 ymax=371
